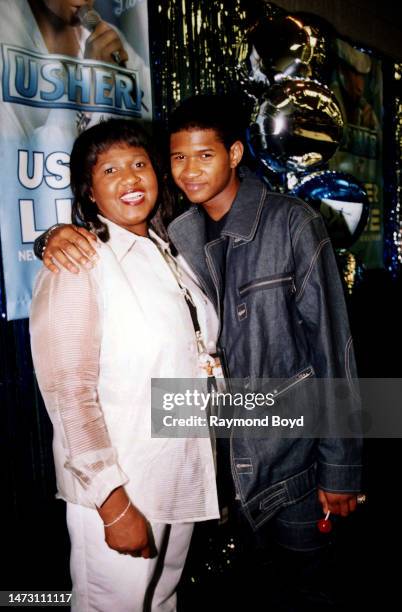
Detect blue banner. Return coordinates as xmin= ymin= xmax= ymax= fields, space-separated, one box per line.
xmin=0 ymin=0 xmax=152 ymax=320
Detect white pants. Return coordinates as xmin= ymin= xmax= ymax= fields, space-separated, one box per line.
xmin=66 ymin=503 xmax=194 ymax=612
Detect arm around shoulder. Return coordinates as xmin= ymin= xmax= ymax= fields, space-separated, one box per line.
xmin=34 ymin=224 xmax=99 ymax=274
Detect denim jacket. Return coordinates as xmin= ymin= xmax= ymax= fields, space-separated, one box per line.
xmin=168 ymin=168 xmax=362 ymax=530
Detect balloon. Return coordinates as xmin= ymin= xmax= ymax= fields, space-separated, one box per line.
xmin=248 ymin=78 xmax=344 ymax=173
xmin=336 ymin=250 xmax=365 ymax=293
xmin=290 ymin=170 xmax=370 ymax=248
xmin=237 ymin=14 xmax=316 ymax=87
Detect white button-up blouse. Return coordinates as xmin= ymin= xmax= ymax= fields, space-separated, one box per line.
xmin=30 ymin=217 xmax=220 ymax=524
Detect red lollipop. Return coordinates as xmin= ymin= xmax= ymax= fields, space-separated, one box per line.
xmin=317 ymin=510 xmax=332 ymax=533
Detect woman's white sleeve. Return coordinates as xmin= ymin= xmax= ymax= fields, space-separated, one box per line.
xmin=30 ymin=267 xmax=128 ymax=507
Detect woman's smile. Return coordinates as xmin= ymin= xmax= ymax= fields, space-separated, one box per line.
xmin=119 ymin=189 xmax=146 ymax=205
xmin=90 ymin=144 xmax=159 ymax=236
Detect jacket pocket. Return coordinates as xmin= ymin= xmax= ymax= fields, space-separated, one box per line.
xmin=271 ymin=365 xmax=315 ymax=399
xmin=239 ymin=273 xmax=295 ymax=297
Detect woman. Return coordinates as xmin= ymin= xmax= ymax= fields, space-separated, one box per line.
xmin=29 ymin=119 xmax=220 ymax=611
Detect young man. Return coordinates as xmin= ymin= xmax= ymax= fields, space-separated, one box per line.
xmin=35 ymin=95 xmax=362 ymax=609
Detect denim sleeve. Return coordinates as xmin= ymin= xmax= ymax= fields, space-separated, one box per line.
xmin=292 ymin=211 xmax=363 ymax=493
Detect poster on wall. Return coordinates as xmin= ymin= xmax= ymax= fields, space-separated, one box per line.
xmin=0 ymin=0 xmax=152 ymax=320
xmin=329 ymin=39 xmax=383 ymax=268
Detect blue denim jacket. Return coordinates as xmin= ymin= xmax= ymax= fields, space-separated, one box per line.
xmin=168 ymin=168 xmax=362 ymax=530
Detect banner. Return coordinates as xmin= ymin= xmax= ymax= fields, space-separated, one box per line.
xmin=329 ymin=39 xmax=383 ymax=268
xmin=0 ymin=0 xmax=152 ymax=320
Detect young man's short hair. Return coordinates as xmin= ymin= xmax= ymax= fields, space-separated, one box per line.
xmin=169 ymin=94 xmax=248 ymax=150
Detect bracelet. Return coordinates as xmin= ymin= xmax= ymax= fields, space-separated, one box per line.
xmin=39 ymin=224 xmax=63 ymax=259
xmin=103 ymin=500 xmax=131 ymax=528
xmin=33 ymin=227 xmax=55 ymax=260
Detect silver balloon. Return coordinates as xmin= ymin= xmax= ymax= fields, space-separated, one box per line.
xmin=290 ymin=170 xmax=370 ymax=249
xmin=248 ymin=78 xmax=344 ymax=173
xmin=237 ymin=14 xmax=316 ymax=89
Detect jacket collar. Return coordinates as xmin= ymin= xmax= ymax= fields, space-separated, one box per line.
xmin=220 ymin=167 xmax=267 ymax=242
xmin=167 ymin=207 xmax=216 ymax=304
xmin=168 ymin=167 xmax=267 ymax=247
xmin=167 ymin=168 xmax=267 ymax=307
xmin=99 ymin=216 xmax=165 ymax=262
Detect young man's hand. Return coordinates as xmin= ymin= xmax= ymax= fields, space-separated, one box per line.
xmin=318 ymin=488 xmax=357 ymax=517
xmin=43 ymin=225 xmax=98 ymax=274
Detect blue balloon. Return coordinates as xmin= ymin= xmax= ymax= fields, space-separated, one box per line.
xmin=290 ymin=170 xmax=370 ymax=248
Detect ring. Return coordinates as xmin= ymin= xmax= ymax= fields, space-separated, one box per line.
xmin=112 ymin=50 xmax=122 ymax=65
xmin=356 ymin=493 xmax=367 ymax=505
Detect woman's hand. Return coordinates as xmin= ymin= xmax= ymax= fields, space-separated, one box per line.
xmin=97 ymin=487 xmax=152 ymax=558
xmin=43 ymin=225 xmax=98 ymax=274
xmin=104 ymin=504 xmax=152 ymax=558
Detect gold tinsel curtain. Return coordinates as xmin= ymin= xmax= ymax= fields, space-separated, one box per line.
xmin=148 ymin=0 xmax=250 ymax=121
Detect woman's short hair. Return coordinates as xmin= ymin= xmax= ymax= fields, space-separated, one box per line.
xmin=70 ymin=119 xmax=173 ymax=241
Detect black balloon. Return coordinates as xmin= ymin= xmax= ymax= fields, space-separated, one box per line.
xmin=290 ymin=170 xmax=370 ymax=248
xmin=252 ymin=14 xmax=314 ymax=79
xmin=248 ymin=78 xmax=344 ymax=173
xmin=237 ymin=14 xmax=316 ymax=87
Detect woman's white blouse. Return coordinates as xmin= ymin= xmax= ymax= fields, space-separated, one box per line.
xmin=30 ymin=218 xmax=220 ymax=523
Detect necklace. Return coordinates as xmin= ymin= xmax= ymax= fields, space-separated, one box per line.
xmin=149 ymin=235 xmax=221 ymax=376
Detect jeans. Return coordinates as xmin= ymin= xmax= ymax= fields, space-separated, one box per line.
xmin=232 ymin=491 xmax=342 ymax=611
